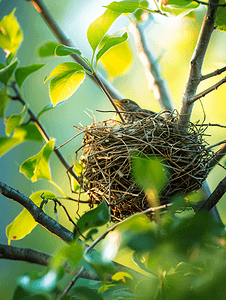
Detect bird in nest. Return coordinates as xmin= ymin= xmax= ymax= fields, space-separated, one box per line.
xmin=113 ymin=99 xmax=162 ymax=123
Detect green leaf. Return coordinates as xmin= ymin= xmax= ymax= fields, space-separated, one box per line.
xmin=55 ymin=44 xmax=82 ymax=56
xmin=0 ymin=58 xmax=18 ymax=84
xmin=74 ymin=200 xmax=110 ymax=240
xmin=0 ymin=8 xmax=23 ymax=58
xmin=216 ymin=0 xmax=226 ymax=32
xmin=0 ymin=86 xmax=9 ymax=117
xmin=0 ymin=123 xmax=43 ymax=157
xmin=87 ymin=9 xmax=121 ymax=52
xmin=15 ymin=64 xmax=45 ymax=88
xmin=99 ymin=35 xmax=133 ymax=78
xmin=112 ymin=272 xmax=133 ymax=281
xmin=71 ymin=286 xmax=104 ymax=300
xmin=53 ymin=241 xmax=83 ymax=271
xmin=6 ymin=191 xmax=55 ymax=244
xmin=131 ymin=151 xmax=169 ymax=194
xmin=160 ymin=0 xmax=199 ymax=18
xmin=5 ymin=105 xmax=27 ymax=136
xmin=103 ymin=1 xmax=140 ymax=13
xmin=38 ymin=41 xmax=58 ymax=57
xmin=44 ymin=62 xmax=85 ymax=106
xmin=96 ymin=32 xmax=128 ymax=63
xmin=20 ymin=139 xmax=55 ymax=182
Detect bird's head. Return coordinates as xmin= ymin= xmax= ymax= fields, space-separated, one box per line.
xmin=113 ymin=99 xmax=141 ymax=112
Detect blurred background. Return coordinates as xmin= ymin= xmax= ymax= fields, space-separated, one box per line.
xmin=0 ymin=0 xmax=226 ymax=298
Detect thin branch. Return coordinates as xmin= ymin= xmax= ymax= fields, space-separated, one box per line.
xmin=10 ymin=82 xmax=80 ymax=183
xmin=129 ymin=14 xmax=174 ymax=113
xmin=0 ymin=243 xmax=50 ymax=266
xmin=60 ymin=267 xmax=85 ymax=299
xmin=189 ymin=76 xmax=226 ymax=104
xmin=178 ymin=0 xmax=219 ymax=131
xmin=28 ymin=0 xmax=123 ymax=101
xmin=201 ymin=66 xmax=226 ymax=81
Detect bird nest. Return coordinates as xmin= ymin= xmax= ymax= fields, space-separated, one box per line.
xmin=76 ymin=113 xmax=213 ymax=221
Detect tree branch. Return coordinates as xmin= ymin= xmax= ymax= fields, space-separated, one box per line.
xmin=209 ymin=142 xmax=226 ymax=169
xmin=0 ymin=181 xmax=74 ymax=243
xmin=28 ymin=0 xmax=123 ymax=101
xmin=0 ymin=243 xmax=50 ymax=266
xmin=189 ymin=75 xmax=226 ymax=104
xmin=193 ymin=0 xmax=226 ymax=7
xmin=178 ymin=0 xmax=219 ymax=131
xmin=129 ymin=14 xmax=174 ymax=113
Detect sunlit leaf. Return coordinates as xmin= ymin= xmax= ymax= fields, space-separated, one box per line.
xmin=5 ymin=105 xmax=27 ymax=136
xmin=0 ymin=58 xmax=18 ymax=84
xmin=160 ymin=0 xmax=199 ymax=18
xmin=38 ymin=41 xmax=58 ymax=57
xmin=0 ymin=9 xmax=23 ymax=58
xmin=87 ymin=9 xmax=121 ymax=52
xmin=216 ymin=0 xmax=226 ymax=32
xmin=99 ymin=35 xmax=133 ymax=78
xmin=112 ymin=272 xmax=133 ymax=281
xmin=131 ymin=151 xmax=169 ymax=194
xmin=44 ymin=62 xmax=85 ymax=106
xmin=0 ymin=86 xmax=8 ymax=117
xmin=15 ymin=64 xmax=45 ymax=87
xmin=20 ymin=139 xmax=55 ymax=182
xmin=74 ymin=200 xmax=110 ymax=240
xmin=96 ymin=32 xmax=128 ymax=62
xmin=0 ymin=123 xmax=43 ymax=157
xmin=55 ymin=44 xmax=82 ymax=56
xmin=6 ymin=191 xmax=55 ymax=244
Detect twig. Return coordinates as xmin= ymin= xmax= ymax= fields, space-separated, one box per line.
xmin=10 ymin=82 xmax=80 ymax=183
xmin=209 ymin=142 xmax=226 ymax=169
xmin=178 ymin=0 xmax=219 ymax=132
xmin=60 ymin=267 xmax=85 ymax=299
xmin=129 ymin=14 xmax=174 ymax=113
xmin=201 ymin=66 xmax=226 ymax=80
xmin=189 ymin=76 xmax=226 ymax=104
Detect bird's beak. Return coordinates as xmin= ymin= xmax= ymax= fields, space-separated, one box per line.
xmin=113 ymin=99 xmax=122 ymax=109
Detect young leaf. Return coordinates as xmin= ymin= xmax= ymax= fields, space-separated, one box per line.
xmin=5 ymin=105 xmax=27 ymax=136
xmin=103 ymin=1 xmax=140 ymax=13
xmin=0 ymin=58 xmax=18 ymax=84
xmin=0 ymin=9 xmax=23 ymax=58
xmin=44 ymin=62 xmax=85 ymax=106
xmin=216 ymin=0 xmax=226 ymax=32
xmin=6 ymin=191 xmax=55 ymax=244
xmin=20 ymin=139 xmax=55 ymax=182
xmin=15 ymin=64 xmax=45 ymax=88
xmin=0 ymin=123 xmax=43 ymax=157
xmin=0 ymin=86 xmax=9 ymax=117
xmin=87 ymin=9 xmax=121 ymax=52
xmin=37 ymin=102 xmax=63 ymax=119
xmin=74 ymin=200 xmax=110 ymax=240
xmin=38 ymin=41 xmax=58 ymax=57
xmin=96 ymin=32 xmax=128 ymax=63
xmin=160 ymin=0 xmax=199 ymax=18
xmin=55 ymin=44 xmax=82 ymax=56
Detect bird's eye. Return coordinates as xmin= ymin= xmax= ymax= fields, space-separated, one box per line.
xmin=124 ymin=99 xmax=129 ymax=104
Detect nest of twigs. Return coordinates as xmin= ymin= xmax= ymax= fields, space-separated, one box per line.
xmin=77 ymin=112 xmax=213 ymax=221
